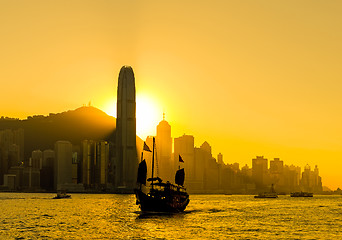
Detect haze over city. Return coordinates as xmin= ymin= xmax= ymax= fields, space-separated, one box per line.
xmin=1 ymin=1 xmax=342 ymax=189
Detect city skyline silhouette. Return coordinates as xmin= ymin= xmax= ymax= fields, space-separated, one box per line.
xmin=0 ymin=102 xmax=328 ymax=194
xmin=1 ymin=1 xmax=342 ymax=190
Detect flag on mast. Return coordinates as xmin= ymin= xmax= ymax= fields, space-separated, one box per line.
xmin=143 ymin=142 xmax=152 ymax=152
xmin=179 ymin=155 xmax=184 ymax=163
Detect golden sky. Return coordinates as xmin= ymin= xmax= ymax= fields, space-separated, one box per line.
xmin=1 ymin=1 xmax=342 ymax=189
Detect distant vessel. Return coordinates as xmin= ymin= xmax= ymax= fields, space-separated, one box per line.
xmin=254 ymin=184 xmax=278 ymax=198
xmin=134 ymin=138 xmax=190 ymax=212
xmin=290 ymin=191 xmax=313 ymax=197
xmin=53 ymin=191 xmax=71 ymax=199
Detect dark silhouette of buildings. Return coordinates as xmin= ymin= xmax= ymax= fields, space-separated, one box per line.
xmin=0 ymin=129 xmax=24 ymax=186
xmin=145 ymin=126 xmax=324 ymax=194
xmin=0 ymin=67 xmax=327 ymax=193
xmin=82 ymin=140 xmax=109 ymax=190
xmin=300 ymin=164 xmax=322 ymax=192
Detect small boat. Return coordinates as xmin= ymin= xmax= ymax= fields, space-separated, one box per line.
xmin=290 ymin=191 xmax=313 ymax=197
xmin=53 ymin=191 xmax=71 ymax=199
xmin=134 ymin=138 xmax=190 ymax=212
xmin=254 ymin=184 xmax=278 ymax=198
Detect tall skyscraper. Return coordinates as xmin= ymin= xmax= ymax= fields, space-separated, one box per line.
xmin=174 ymin=135 xmax=195 ymax=186
xmin=217 ymin=153 xmax=224 ymax=165
xmin=82 ymin=140 xmax=95 ymax=187
xmin=252 ymin=156 xmax=268 ymax=189
xmin=82 ymin=140 xmax=109 ymax=189
xmin=269 ymin=158 xmax=284 ymax=174
xmin=41 ymin=149 xmax=54 ymax=191
xmin=115 ymin=66 xmax=137 ymax=191
xmin=54 ymin=141 xmax=73 ymax=191
xmin=156 ymin=114 xmax=172 ymax=182
xmin=31 ymin=150 xmax=42 ymax=169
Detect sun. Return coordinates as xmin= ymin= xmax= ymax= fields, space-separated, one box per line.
xmin=136 ymin=93 xmax=162 ymax=140
xmin=101 ymin=94 xmax=162 ymax=140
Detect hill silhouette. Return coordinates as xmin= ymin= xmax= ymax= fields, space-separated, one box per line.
xmin=0 ymin=106 xmax=118 ymax=161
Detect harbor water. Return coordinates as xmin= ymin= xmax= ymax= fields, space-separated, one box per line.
xmin=1 ymin=193 xmax=341 ymax=239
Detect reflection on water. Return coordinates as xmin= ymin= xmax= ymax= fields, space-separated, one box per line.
xmin=0 ymin=193 xmax=342 ymax=239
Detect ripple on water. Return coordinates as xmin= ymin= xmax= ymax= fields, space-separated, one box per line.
xmin=207 ymin=208 xmax=225 ymax=213
xmin=1 ymin=193 xmax=342 ymax=239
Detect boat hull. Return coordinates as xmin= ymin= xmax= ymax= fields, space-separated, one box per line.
xmin=53 ymin=195 xmax=71 ymax=199
xmin=254 ymin=193 xmax=278 ymax=198
xmin=254 ymin=195 xmax=278 ymax=198
xmin=135 ymin=189 xmax=189 ymax=213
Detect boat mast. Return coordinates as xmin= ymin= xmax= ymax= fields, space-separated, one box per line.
xmin=151 ymin=137 xmax=155 ymax=189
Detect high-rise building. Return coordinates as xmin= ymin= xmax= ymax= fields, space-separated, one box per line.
xmin=31 ymin=150 xmax=42 ymax=169
xmin=0 ymin=129 xmax=24 ymax=185
xmin=200 ymin=141 xmax=219 ymax=191
xmin=82 ymin=140 xmax=95 ymax=187
xmin=300 ymin=164 xmax=323 ymax=192
xmin=8 ymin=144 xmax=20 ymax=169
xmin=23 ymin=157 xmax=40 ymax=190
xmin=115 ymin=66 xmax=137 ymax=191
xmin=54 ymin=141 xmax=73 ymax=191
xmin=174 ymin=135 xmax=195 ymax=187
xmin=13 ymin=128 xmax=24 ymax=163
xmin=269 ymin=158 xmax=284 ymax=174
xmin=8 ymin=166 xmax=24 ymax=190
xmin=193 ymin=147 xmax=205 ymax=190
xmin=217 ymin=153 xmax=224 ymax=165
xmin=82 ymin=140 xmax=109 ymax=188
xmin=156 ymin=115 xmax=172 ymax=182
xmin=283 ymin=164 xmax=301 ymax=191
xmin=252 ymin=156 xmax=268 ymax=188
xmin=96 ymin=140 xmax=109 ymax=187
xmin=174 ymin=135 xmax=194 ymax=173
xmin=269 ymin=158 xmax=284 ymax=188
xmin=40 ymin=149 xmax=54 ymax=191
xmin=42 ymin=150 xmax=54 ymax=169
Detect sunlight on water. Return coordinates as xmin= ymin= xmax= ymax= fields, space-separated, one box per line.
xmin=0 ymin=193 xmax=341 ymax=239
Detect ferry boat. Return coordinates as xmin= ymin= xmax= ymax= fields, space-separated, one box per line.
xmin=254 ymin=184 xmax=278 ymax=198
xmin=53 ymin=191 xmax=71 ymax=199
xmin=134 ymin=138 xmax=190 ymax=212
xmin=290 ymin=191 xmax=313 ymax=197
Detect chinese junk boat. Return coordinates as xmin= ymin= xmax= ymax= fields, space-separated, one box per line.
xmin=134 ymin=138 xmax=190 ymax=212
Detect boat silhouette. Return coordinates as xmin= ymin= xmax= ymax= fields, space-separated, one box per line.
xmin=254 ymin=184 xmax=278 ymax=198
xmin=53 ymin=191 xmax=71 ymax=199
xmin=134 ymin=137 xmax=190 ymax=212
xmin=290 ymin=191 xmax=313 ymax=197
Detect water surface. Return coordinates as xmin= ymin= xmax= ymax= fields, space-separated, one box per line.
xmin=0 ymin=193 xmax=341 ymax=239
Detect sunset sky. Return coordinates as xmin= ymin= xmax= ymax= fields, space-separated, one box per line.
xmin=1 ymin=1 xmax=342 ymax=189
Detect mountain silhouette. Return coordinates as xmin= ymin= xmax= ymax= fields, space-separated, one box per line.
xmin=0 ymin=106 xmax=142 ymax=161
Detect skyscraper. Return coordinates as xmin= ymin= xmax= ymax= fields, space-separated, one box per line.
xmin=54 ymin=141 xmax=73 ymax=191
xmin=115 ymin=66 xmax=137 ymax=191
xmin=156 ymin=115 xmax=172 ymax=182
xmin=174 ymin=135 xmax=195 ymax=186
xmin=252 ymin=156 xmax=268 ymax=189
xmin=82 ymin=140 xmax=109 ymax=189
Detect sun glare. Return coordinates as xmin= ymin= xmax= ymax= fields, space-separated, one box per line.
xmin=136 ymin=94 xmax=161 ymax=140
xmin=102 ymin=99 xmax=116 ymax=117
xmin=101 ymin=94 xmax=162 ymax=140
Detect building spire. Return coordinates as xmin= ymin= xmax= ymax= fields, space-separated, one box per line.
xmin=163 ymin=112 xmax=165 ymax=121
